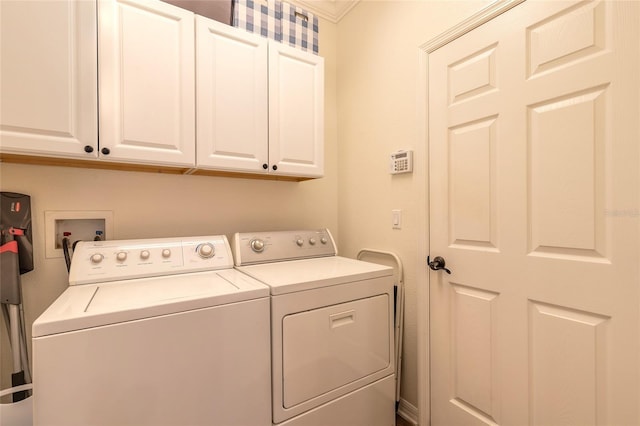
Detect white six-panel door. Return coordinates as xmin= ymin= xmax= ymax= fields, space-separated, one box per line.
xmin=428 ymin=0 xmax=639 ymax=424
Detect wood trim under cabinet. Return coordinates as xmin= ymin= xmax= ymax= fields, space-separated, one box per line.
xmin=0 ymin=153 xmax=313 ymax=182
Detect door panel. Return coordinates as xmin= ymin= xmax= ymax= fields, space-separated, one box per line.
xmin=195 ymin=16 xmax=268 ymax=172
xmin=449 ymin=116 xmax=498 ymax=251
xmin=0 ymin=0 xmax=97 ymax=157
xmin=528 ymin=86 xmax=608 ymax=260
xmin=98 ymin=0 xmax=195 ymax=166
xmin=450 ymin=284 xmax=499 ymax=421
xmin=529 ymin=301 xmax=608 ymax=426
xmin=429 ymin=1 xmax=639 ymax=425
xmin=268 ymin=41 xmax=324 ymax=177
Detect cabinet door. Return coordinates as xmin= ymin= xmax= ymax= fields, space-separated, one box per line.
xmin=98 ymin=0 xmax=195 ymax=167
xmin=196 ymin=16 xmax=268 ymax=173
xmin=0 ymin=0 xmax=97 ymax=158
xmin=268 ymin=41 xmax=324 ymax=178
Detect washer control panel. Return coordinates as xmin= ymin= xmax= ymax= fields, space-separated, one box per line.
xmin=69 ymin=235 xmax=233 ymax=285
xmin=232 ymin=229 xmax=336 ymax=266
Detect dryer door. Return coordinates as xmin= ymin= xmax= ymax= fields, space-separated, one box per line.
xmin=282 ymin=294 xmax=391 ymax=408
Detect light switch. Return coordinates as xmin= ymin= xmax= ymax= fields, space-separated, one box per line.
xmin=392 ymin=209 xmax=402 ymax=229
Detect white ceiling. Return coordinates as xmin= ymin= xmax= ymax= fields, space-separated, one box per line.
xmin=289 ymin=0 xmax=360 ymax=23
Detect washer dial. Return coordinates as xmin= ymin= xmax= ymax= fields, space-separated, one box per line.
xmin=250 ymin=239 xmax=265 ymax=253
xmin=197 ymin=243 xmax=215 ymax=258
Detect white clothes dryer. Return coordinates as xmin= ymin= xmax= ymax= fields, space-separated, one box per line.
xmin=233 ymin=229 xmax=396 ymax=426
xmin=32 ymin=236 xmax=271 ymax=426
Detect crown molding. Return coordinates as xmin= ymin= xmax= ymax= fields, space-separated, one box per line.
xmin=289 ymin=0 xmax=360 ymax=23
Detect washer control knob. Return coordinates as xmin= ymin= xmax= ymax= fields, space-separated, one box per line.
xmin=140 ymin=250 xmax=150 ymax=260
xmin=116 ymin=252 xmax=127 ymax=262
xmin=309 ymin=238 xmax=317 ymax=245
xmin=162 ymin=249 xmax=171 ymax=258
xmin=296 ymin=238 xmax=304 ymax=247
xmin=90 ymin=253 xmax=104 ymax=264
xmin=321 ymin=237 xmax=328 ymax=244
xmin=197 ymin=243 xmax=215 ymax=258
xmin=250 ymin=239 xmax=265 ymax=253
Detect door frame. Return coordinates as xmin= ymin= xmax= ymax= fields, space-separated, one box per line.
xmin=416 ymin=1 xmax=525 ymax=425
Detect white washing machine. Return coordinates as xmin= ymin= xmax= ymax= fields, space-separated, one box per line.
xmin=232 ymin=229 xmax=396 ymax=426
xmin=32 ymin=235 xmax=271 ymax=426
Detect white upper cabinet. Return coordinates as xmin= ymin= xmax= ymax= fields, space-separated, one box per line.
xmin=196 ymin=16 xmax=269 ymax=173
xmin=2 ymin=0 xmax=323 ymax=179
xmin=268 ymin=41 xmax=324 ymax=178
xmin=98 ymin=0 xmax=195 ymax=167
xmin=196 ymin=17 xmax=324 ymax=178
xmin=0 ymin=0 xmax=98 ymax=158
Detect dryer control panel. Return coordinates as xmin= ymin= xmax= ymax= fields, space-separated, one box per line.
xmin=232 ymin=229 xmax=337 ymax=266
xmin=69 ymin=236 xmax=234 ymax=285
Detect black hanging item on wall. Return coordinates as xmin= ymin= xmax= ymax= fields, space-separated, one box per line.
xmin=1 ymin=192 xmax=33 ymax=274
xmin=0 ymin=191 xmax=34 ymax=402
xmin=0 ymin=237 xmax=21 ymax=305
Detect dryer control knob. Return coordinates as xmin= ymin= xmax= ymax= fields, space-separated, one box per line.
xmin=116 ymin=252 xmax=127 ymax=262
xmin=250 ymin=239 xmax=265 ymax=253
xmin=296 ymin=238 xmax=304 ymax=247
xmin=90 ymin=253 xmax=104 ymax=264
xmin=162 ymin=249 xmax=171 ymax=258
xmin=140 ymin=250 xmax=151 ymax=260
xmin=309 ymin=238 xmax=317 ymax=245
xmin=320 ymin=237 xmax=328 ymax=244
xmin=197 ymin=243 xmax=215 ymax=258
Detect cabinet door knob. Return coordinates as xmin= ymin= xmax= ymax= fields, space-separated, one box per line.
xmin=272 ymin=165 xmax=278 ymax=171
xmin=262 ymin=163 xmax=268 ymax=170
xmin=84 ymin=145 xmax=94 ymax=153
xmin=101 ymin=147 xmax=110 ymax=155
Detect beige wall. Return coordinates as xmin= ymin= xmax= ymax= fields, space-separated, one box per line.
xmin=336 ymin=0 xmax=493 ymax=411
xmin=0 ymin=17 xmax=338 ymax=391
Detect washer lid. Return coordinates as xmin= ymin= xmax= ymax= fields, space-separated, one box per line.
xmin=32 ymin=269 xmax=269 ymax=337
xmin=236 ymin=256 xmax=393 ymax=295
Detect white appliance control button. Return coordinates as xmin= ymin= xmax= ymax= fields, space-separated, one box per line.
xmin=250 ymin=239 xmax=265 ymax=253
xmin=296 ymin=238 xmax=304 ymax=247
xmin=197 ymin=243 xmax=215 ymax=258
xmin=116 ymin=252 xmax=127 ymax=262
xmin=90 ymin=253 xmax=104 ymax=264
xmin=309 ymin=238 xmax=316 ymax=245
xmin=162 ymin=249 xmax=171 ymax=258
xmin=320 ymin=237 xmax=328 ymax=244
xmin=140 ymin=250 xmax=150 ymax=260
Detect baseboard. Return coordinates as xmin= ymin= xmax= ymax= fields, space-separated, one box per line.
xmin=397 ymin=398 xmax=419 ymax=425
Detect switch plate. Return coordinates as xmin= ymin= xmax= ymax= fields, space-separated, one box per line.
xmin=392 ymin=209 xmax=402 ymax=229
xmin=45 ymin=211 xmax=114 ymax=258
